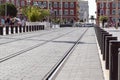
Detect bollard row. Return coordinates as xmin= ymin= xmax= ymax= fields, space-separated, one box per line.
xmin=0 ymin=25 xmax=44 ymax=35
xmin=94 ymin=26 xmax=120 ymax=80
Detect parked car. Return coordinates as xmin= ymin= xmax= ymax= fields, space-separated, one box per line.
xmin=74 ymin=22 xmax=82 ymax=27
xmin=84 ymin=23 xmax=94 ymax=27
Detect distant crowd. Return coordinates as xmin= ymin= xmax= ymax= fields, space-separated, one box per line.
xmin=0 ymin=16 xmax=26 ymax=26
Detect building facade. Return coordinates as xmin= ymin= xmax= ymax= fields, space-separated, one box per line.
xmin=0 ymin=0 xmax=80 ymax=23
xmin=96 ymin=0 xmax=120 ymax=25
xmin=79 ymin=1 xmax=89 ymax=22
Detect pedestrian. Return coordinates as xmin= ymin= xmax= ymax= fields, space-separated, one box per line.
xmin=1 ymin=17 xmax=5 ymax=26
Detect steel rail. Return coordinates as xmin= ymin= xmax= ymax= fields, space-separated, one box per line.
xmin=0 ymin=28 xmax=65 ymax=46
xmin=0 ymin=29 xmax=77 ymax=63
xmin=42 ymin=28 xmax=89 ymax=80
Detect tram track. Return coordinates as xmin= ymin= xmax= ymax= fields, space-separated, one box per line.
xmin=42 ymin=28 xmax=89 ymax=80
xmin=0 ymin=28 xmax=67 ymax=46
xmin=0 ymin=28 xmax=80 ymax=63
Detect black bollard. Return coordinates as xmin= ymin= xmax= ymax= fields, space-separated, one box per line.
xmin=105 ymin=37 xmax=117 ymax=69
xmin=109 ymin=41 xmax=120 ymax=80
xmin=11 ymin=26 xmax=14 ymax=34
xmin=23 ymin=26 xmax=26 ymax=32
xmin=102 ymin=33 xmax=112 ymax=60
xmin=6 ymin=26 xmax=9 ymax=35
xmin=0 ymin=26 xmax=4 ymax=35
xmin=118 ymin=49 xmax=120 ymax=80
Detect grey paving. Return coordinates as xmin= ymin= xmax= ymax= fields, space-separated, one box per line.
xmin=0 ymin=27 xmax=104 ymax=80
xmin=55 ymin=28 xmax=104 ymax=80
xmin=0 ymin=27 xmax=88 ymax=80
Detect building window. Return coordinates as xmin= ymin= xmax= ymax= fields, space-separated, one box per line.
xmin=106 ymin=3 xmax=110 ymax=8
xmin=11 ymin=0 xmax=15 ymax=5
xmin=43 ymin=2 xmax=47 ymax=7
xmin=21 ymin=1 xmax=25 ymax=6
xmin=100 ymin=9 xmax=104 ymax=15
xmin=54 ymin=2 xmax=58 ymax=8
xmin=59 ymin=10 xmax=62 ymax=15
xmin=106 ymin=9 xmax=110 ymax=15
xmin=112 ymin=9 xmax=116 ymax=15
xmin=64 ymin=10 xmax=68 ymax=15
xmin=118 ymin=9 xmax=120 ymax=16
xmin=100 ymin=3 xmax=104 ymax=8
xmin=118 ymin=2 xmax=120 ymax=8
xmin=49 ymin=2 xmax=52 ymax=8
xmin=70 ymin=10 xmax=74 ymax=15
xmin=54 ymin=10 xmax=57 ymax=16
xmin=59 ymin=2 xmax=61 ymax=8
xmin=70 ymin=2 xmax=74 ymax=8
xmin=16 ymin=0 xmax=20 ymax=6
xmin=112 ymin=18 xmax=116 ymax=22
xmin=112 ymin=2 xmax=116 ymax=8
xmin=38 ymin=2 xmax=42 ymax=7
xmin=64 ymin=2 xmax=68 ymax=8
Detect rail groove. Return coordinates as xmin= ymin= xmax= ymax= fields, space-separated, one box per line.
xmin=42 ymin=28 xmax=89 ymax=80
xmin=0 ymin=29 xmax=77 ymax=63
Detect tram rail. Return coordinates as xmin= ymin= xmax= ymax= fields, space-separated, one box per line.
xmin=0 ymin=28 xmax=79 ymax=63
xmin=42 ymin=28 xmax=88 ymax=80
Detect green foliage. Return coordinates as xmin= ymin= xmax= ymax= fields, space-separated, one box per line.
xmin=52 ymin=18 xmax=60 ymax=24
xmin=22 ymin=6 xmax=50 ymax=22
xmin=99 ymin=15 xmax=108 ymax=22
xmin=39 ymin=9 xmax=50 ymax=20
xmin=0 ymin=3 xmax=17 ymax=17
xmin=80 ymin=19 xmax=84 ymax=22
xmin=90 ymin=15 xmax=95 ymax=20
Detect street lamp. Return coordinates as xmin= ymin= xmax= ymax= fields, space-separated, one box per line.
xmin=5 ymin=0 xmax=9 ymax=19
xmin=47 ymin=0 xmax=50 ymax=22
xmin=61 ymin=0 xmax=63 ymax=23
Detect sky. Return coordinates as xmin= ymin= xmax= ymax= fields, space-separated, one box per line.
xmin=87 ymin=0 xmax=97 ymax=18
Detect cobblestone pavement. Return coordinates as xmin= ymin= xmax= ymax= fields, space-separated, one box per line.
xmin=55 ymin=28 xmax=104 ymax=80
xmin=0 ymin=27 xmax=92 ymax=80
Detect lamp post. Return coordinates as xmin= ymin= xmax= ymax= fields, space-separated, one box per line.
xmin=61 ymin=0 xmax=63 ymax=23
xmin=47 ymin=0 xmax=50 ymax=22
xmin=5 ymin=0 xmax=9 ymax=19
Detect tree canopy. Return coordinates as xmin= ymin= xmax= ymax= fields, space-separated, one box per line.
xmin=22 ymin=6 xmax=50 ymax=22
xmin=99 ymin=15 xmax=108 ymax=22
xmin=0 ymin=3 xmax=17 ymax=17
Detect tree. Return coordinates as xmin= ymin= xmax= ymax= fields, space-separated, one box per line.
xmin=90 ymin=15 xmax=95 ymax=23
xmin=99 ymin=15 xmax=108 ymax=28
xmin=22 ymin=6 xmax=50 ymax=22
xmin=39 ymin=9 xmax=50 ymax=21
xmin=0 ymin=3 xmax=17 ymax=17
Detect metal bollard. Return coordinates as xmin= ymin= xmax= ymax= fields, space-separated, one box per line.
xmin=10 ymin=26 xmax=14 ymax=34
xmin=102 ymin=33 xmax=112 ymax=60
xmin=118 ymin=49 xmax=120 ymax=80
xmin=105 ymin=37 xmax=117 ymax=69
xmin=26 ymin=26 xmax=29 ymax=32
xmin=23 ymin=26 xmax=26 ymax=32
xmin=15 ymin=26 xmax=18 ymax=33
xmin=19 ymin=26 xmax=22 ymax=33
xmin=5 ymin=26 xmax=9 ymax=35
xmin=109 ymin=41 xmax=120 ymax=80
xmin=0 ymin=26 xmax=4 ymax=35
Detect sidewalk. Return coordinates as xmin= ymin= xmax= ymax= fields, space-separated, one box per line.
xmin=55 ymin=28 xmax=104 ymax=80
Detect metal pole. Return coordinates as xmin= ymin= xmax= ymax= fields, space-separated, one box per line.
xmin=48 ymin=0 xmax=49 ymax=22
xmin=116 ymin=0 xmax=118 ymax=29
xmin=107 ymin=0 xmax=109 ymax=27
xmin=61 ymin=0 xmax=62 ymax=23
xmin=5 ymin=3 xmax=7 ymax=19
